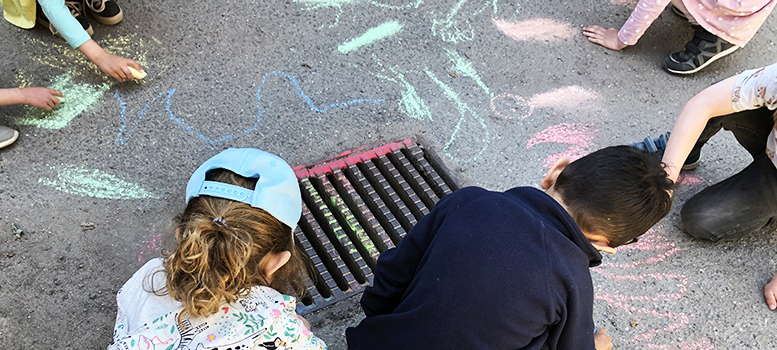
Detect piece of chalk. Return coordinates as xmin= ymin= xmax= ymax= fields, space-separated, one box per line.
xmin=56 ymin=96 xmax=65 ymax=104
xmin=128 ymin=66 xmax=147 ymax=79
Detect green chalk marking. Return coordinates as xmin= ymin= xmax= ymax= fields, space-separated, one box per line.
xmin=430 ymin=0 xmax=474 ymax=44
xmin=39 ymin=164 xmax=159 ymax=200
xmin=14 ymin=72 xmax=110 ymax=130
xmin=445 ymin=49 xmax=492 ymax=97
xmin=425 ymin=68 xmax=490 ymax=162
xmin=370 ymin=0 xmax=423 ymax=10
xmin=374 ymin=65 xmax=431 ymax=122
xmin=338 ymin=21 xmax=404 ymax=54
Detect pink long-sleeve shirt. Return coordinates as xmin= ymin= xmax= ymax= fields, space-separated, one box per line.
xmin=618 ymin=0 xmax=777 ymax=47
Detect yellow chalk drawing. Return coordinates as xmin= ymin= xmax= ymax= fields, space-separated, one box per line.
xmin=13 ymin=72 xmax=110 ymax=130
xmin=14 ymin=69 xmax=33 ymax=88
xmin=28 ymin=34 xmax=148 ymax=82
xmin=39 ymin=164 xmax=159 ymax=200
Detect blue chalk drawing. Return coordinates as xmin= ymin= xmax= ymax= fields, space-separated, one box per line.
xmin=114 ymin=71 xmax=384 ymax=144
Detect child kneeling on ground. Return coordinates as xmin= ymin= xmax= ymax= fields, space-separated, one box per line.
xmin=346 ymin=146 xmax=675 ymax=350
xmin=107 ymin=148 xmax=326 ymax=350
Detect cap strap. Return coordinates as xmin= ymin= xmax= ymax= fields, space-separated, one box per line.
xmin=198 ymin=181 xmax=253 ymax=204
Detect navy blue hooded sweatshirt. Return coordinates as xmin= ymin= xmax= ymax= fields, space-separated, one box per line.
xmin=346 ymin=186 xmax=603 ymax=350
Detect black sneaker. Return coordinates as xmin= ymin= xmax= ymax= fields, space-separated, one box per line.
xmin=682 ymin=150 xmax=701 ymax=170
xmin=665 ymin=26 xmax=739 ymax=75
xmin=85 ymin=0 xmax=123 ymax=25
xmin=36 ymin=1 xmax=94 ymax=36
xmin=629 ymin=132 xmax=671 ymax=158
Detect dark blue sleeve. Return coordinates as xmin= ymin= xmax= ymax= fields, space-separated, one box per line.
xmin=548 ymin=275 xmax=597 ymax=350
xmin=359 ymin=187 xmax=483 ymax=317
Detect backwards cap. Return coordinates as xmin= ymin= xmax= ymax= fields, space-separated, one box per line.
xmin=186 ymin=148 xmax=302 ymax=230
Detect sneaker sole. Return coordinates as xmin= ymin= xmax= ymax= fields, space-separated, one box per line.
xmin=91 ymin=8 xmax=123 ymax=25
xmin=682 ymin=159 xmax=701 ymax=171
xmin=0 ymin=130 xmax=19 ymax=149
xmin=665 ymin=45 xmax=739 ymax=75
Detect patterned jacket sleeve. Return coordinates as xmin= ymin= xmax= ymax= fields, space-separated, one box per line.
xmin=731 ymin=63 xmax=777 ymax=112
xmin=617 ymin=0 xmax=672 ymax=45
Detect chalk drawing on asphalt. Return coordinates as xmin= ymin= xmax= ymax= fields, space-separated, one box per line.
xmin=39 ymin=164 xmax=159 ymax=200
xmin=338 ymin=21 xmax=404 ymax=54
xmin=372 ymin=64 xmax=432 ymax=122
xmin=445 ymin=49 xmax=492 ymax=97
xmin=490 ymin=86 xmax=601 ymax=120
xmin=526 ymin=123 xmax=597 ymax=168
xmin=425 ymin=68 xmax=490 ymax=162
xmin=494 ymin=18 xmax=576 ymax=42
xmin=114 ymin=71 xmax=384 ymax=144
xmin=593 ymin=225 xmax=714 ymax=350
xmin=13 ymin=71 xmax=111 ymax=130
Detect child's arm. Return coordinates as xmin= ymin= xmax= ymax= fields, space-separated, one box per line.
xmin=765 ymin=273 xmax=777 ymax=310
xmin=0 ymin=87 xmax=64 ymax=111
xmin=78 ymin=39 xmax=142 ymax=82
xmin=38 ymin=0 xmax=143 ymax=82
xmin=583 ymin=0 xmax=671 ymax=50
xmin=661 ymin=76 xmax=738 ymax=183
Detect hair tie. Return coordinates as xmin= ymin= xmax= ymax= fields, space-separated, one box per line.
xmin=212 ymin=217 xmax=227 ymax=226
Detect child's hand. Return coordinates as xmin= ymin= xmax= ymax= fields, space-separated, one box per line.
xmin=594 ymin=328 xmax=613 ymax=350
xmin=20 ymin=87 xmax=64 ymax=111
xmin=583 ymin=26 xmax=628 ymax=51
xmin=95 ymin=52 xmax=143 ymax=82
xmin=764 ymin=273 xmax=777 ymax=310
xmin=78 ymin=40 xmax=143 ymax=82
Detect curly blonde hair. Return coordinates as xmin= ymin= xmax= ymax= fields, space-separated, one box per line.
xmin=160 ymin=169 xmax=308 ymax=318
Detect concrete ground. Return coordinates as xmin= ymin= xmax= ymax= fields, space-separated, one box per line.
xmin=1 ymin=0 xmax=776 ymax=348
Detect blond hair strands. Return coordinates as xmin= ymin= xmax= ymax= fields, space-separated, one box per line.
xmin=161 ymin=169 xmax=309 ymax=318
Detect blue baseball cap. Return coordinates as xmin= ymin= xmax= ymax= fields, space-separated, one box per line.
xmin=186 ymin=148 xmax=302 ymax=230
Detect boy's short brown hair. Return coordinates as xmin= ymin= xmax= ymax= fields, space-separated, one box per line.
xmin=554 ymin=146 xmax=676 ymax=247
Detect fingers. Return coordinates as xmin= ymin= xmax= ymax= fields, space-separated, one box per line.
xmin=597 ymin=328 xmax=607 ymax=336
xmin=49 ymin=89 xmax=64 ymax=97
xmin=765 ymin=287 xmax=777 ymax=310
xmin=127 ymin=59 xmax=142 ymax=72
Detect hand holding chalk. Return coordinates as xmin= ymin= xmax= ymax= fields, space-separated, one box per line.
xmin=13 ymin=87 xmax=65 ymax=111
xmin=128 ymin=66 xmax=147 ymax=79
xmin=594 ymin=328 xmax=612 ymax=350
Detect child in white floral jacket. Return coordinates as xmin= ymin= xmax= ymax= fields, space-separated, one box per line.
xmin=108 ymin=148 xmax=327 ymax=350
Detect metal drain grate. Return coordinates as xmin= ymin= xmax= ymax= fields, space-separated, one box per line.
xmin=292 ymin=138 xmax=458 ymax=314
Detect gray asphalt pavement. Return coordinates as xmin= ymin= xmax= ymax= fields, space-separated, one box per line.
xmin=1 ymin=0 xmax=777 ymax=348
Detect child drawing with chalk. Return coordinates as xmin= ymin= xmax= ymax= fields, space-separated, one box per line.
xmin=346 ymin=146 xmax=675 ymax=350
xmin=0 ymin=86 xmax=64 ymax=148
xmin=583 ymin=0 xmax=776 ymax=74
xmin=107 ymin=148 xmax=327 ymax=350
xmin=1 ymin=0 xmax=144 ymax=81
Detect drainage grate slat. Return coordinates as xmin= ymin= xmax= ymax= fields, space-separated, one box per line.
xmin=349 ymin=163 xmax=408 ymax=243
xmin=300 ymin=179 xmax=369 ymax=285
xmin=374 ymin=156 xmax=428 ymax=219
xmin=328 ymin=169 xmax=392 ymax=255
xmin=293 ymin=138 xmax=457 ymax=314
xmin=388 ymin=151 xmax=439 ymax=210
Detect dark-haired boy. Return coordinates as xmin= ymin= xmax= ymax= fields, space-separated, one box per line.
xmin=346 ymin=146 xmax=675 ymax=350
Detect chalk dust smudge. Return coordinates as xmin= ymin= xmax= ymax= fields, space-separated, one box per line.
xmin=39 ymin=164 xmax=159 ymax=200
xmin=490 ymin=93 xmax=533 ymax=119
xmin=495 ymin=18 xmax=575 ymax=42
xmin=14 ymin=72 xmax=110 ymax=130
xmin=526 ymin=123 xmax=597 ymax=168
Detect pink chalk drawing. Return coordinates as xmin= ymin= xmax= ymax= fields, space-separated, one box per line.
xmin=527 ymin=86 xmax=600 ymax=110
xmin=526 ymin=123 xmax=597 ymax=168
xmin=137 ymin=233 xmax=162 ymax=263
xmin=678 ymin=173 xmax=709 ymax=186
xmin=593 ymin=226 xmax=713 ymax=349
xmin=490 ymin=86 xmax=600 ymax=120
xmin=494 ymin=18 xmax=576 ymax=42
